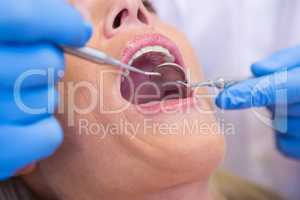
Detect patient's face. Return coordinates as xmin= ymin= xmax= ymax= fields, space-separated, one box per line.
xmin=25 ymin=0 xmax=225 ymax=199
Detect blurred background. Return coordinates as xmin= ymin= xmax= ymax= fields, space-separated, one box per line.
xmin=153 ymin=1 xmax=300 ymax=200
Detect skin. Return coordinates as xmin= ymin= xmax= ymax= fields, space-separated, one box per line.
xmin=22 ymin=0 xmax=225 ymax=200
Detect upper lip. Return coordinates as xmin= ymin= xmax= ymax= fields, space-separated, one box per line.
xmin=121 ymin=34 xmax=185 ymax=68
xmin=119 ymin=33 xmax=191 ymax=106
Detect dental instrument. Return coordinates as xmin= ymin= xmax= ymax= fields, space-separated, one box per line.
xmin=150 ymin=62 xmax=187 ymax=83
xmin=177 ymin=78 xmax=240 ymax=90
xmin=153 ymin=63 xmax=241 ymax=90
xmin=63 ymin=46 xmax=161 ymax=77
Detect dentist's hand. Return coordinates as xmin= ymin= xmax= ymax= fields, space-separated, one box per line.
xmin=0 ymin=0 xmax=92 ymax=180
xmin=216 ymin=46 xmax=300 ymax=159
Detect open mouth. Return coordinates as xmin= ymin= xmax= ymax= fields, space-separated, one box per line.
xmin=121 ymin=34 xmax=191 ymax=105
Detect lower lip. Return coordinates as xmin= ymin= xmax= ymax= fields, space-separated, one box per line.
xmin=135 ymin=97 xmax=199 ymax=114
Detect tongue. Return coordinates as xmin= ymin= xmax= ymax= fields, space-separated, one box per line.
xmin=121 ymin=52 xmax=168 ymax=104
xmin=121 ymin=52 xmax=189 ymax=105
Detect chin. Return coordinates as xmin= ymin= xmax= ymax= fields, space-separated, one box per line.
xmin=23 ymin=2 xmax=226 ymax=199
xmin=27 ymin=28 xmax=225 ymax=200
xmin=95 ymin=32 xmax=226 ymax=188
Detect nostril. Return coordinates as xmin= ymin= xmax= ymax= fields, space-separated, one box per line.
xmin=113 ymin=9 xmax=129 ymax=29
xmin=137 ymin=9 xmax=148 ymax=24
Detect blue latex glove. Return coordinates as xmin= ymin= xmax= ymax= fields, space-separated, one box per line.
xmin=216 ymin=46 xmax=300 ymax=159
xmin=0 ymin=0 xmax=92 ymax=180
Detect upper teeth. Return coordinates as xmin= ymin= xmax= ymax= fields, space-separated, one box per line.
xmin=128 ymin=46 xmax=175 ymax=66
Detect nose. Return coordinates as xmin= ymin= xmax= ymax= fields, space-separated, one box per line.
xmin=104 ymin=0 xmax=151 ymax=38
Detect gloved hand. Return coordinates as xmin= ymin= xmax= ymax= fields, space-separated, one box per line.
xmin=0 ymin=0 xmax=92 ymax=180
xmin=216 ymin=45 xmax=300 ymax=159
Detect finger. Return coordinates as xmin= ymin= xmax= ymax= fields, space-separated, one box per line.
xmin=0 ymin=43 xmax=64 ymax=88
xmin=0 ymin=117 xmax=63 ymax=179
xmin=0 ymin=0 xmax=92 ymax=46
xmin=252 ymin=45 xmax=300 ymax=77
xmin=216 ymin=67 xmax=300 ymax=109
xmin=0 ymin=87 xmax=59 ymax=125
xmin=268 ymin=103 xmax=300 ymax=117
xmin=276 ymin=133 xmax=300 ymax=159
xmin=273 ymin=117 xmax=300 ymax=139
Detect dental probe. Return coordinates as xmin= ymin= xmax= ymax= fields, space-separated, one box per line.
xmin=63 ymin=46 xmax=161 ymax=77
xmin=153 ymin=62 xmax=241 ymax=90
xmin=177 ymin=78 xmax=241 ymax=90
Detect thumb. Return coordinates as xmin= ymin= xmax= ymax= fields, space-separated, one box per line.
xmin=252 ymin=45 xmax=300 ymax=77
xmin=216 ymin=68 xmax=300 ymax=109
xmin=216 ymin=76 xmax=274 ymax=109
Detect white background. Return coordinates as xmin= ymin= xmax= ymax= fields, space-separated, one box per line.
xmin=152 ymin=1 xmax=300 ymax=199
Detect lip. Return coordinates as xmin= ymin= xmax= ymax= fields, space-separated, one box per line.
xmin=137 ymin=97 xmax=198 ymax=115
xmin=120 ymin=33 xmax=194 ymax=114
xmin=121 ymin=34 xmax=185 ymax=68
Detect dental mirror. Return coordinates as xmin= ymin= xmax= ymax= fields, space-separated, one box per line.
xmin=150 ymin=63 xmax=187 ymax=84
